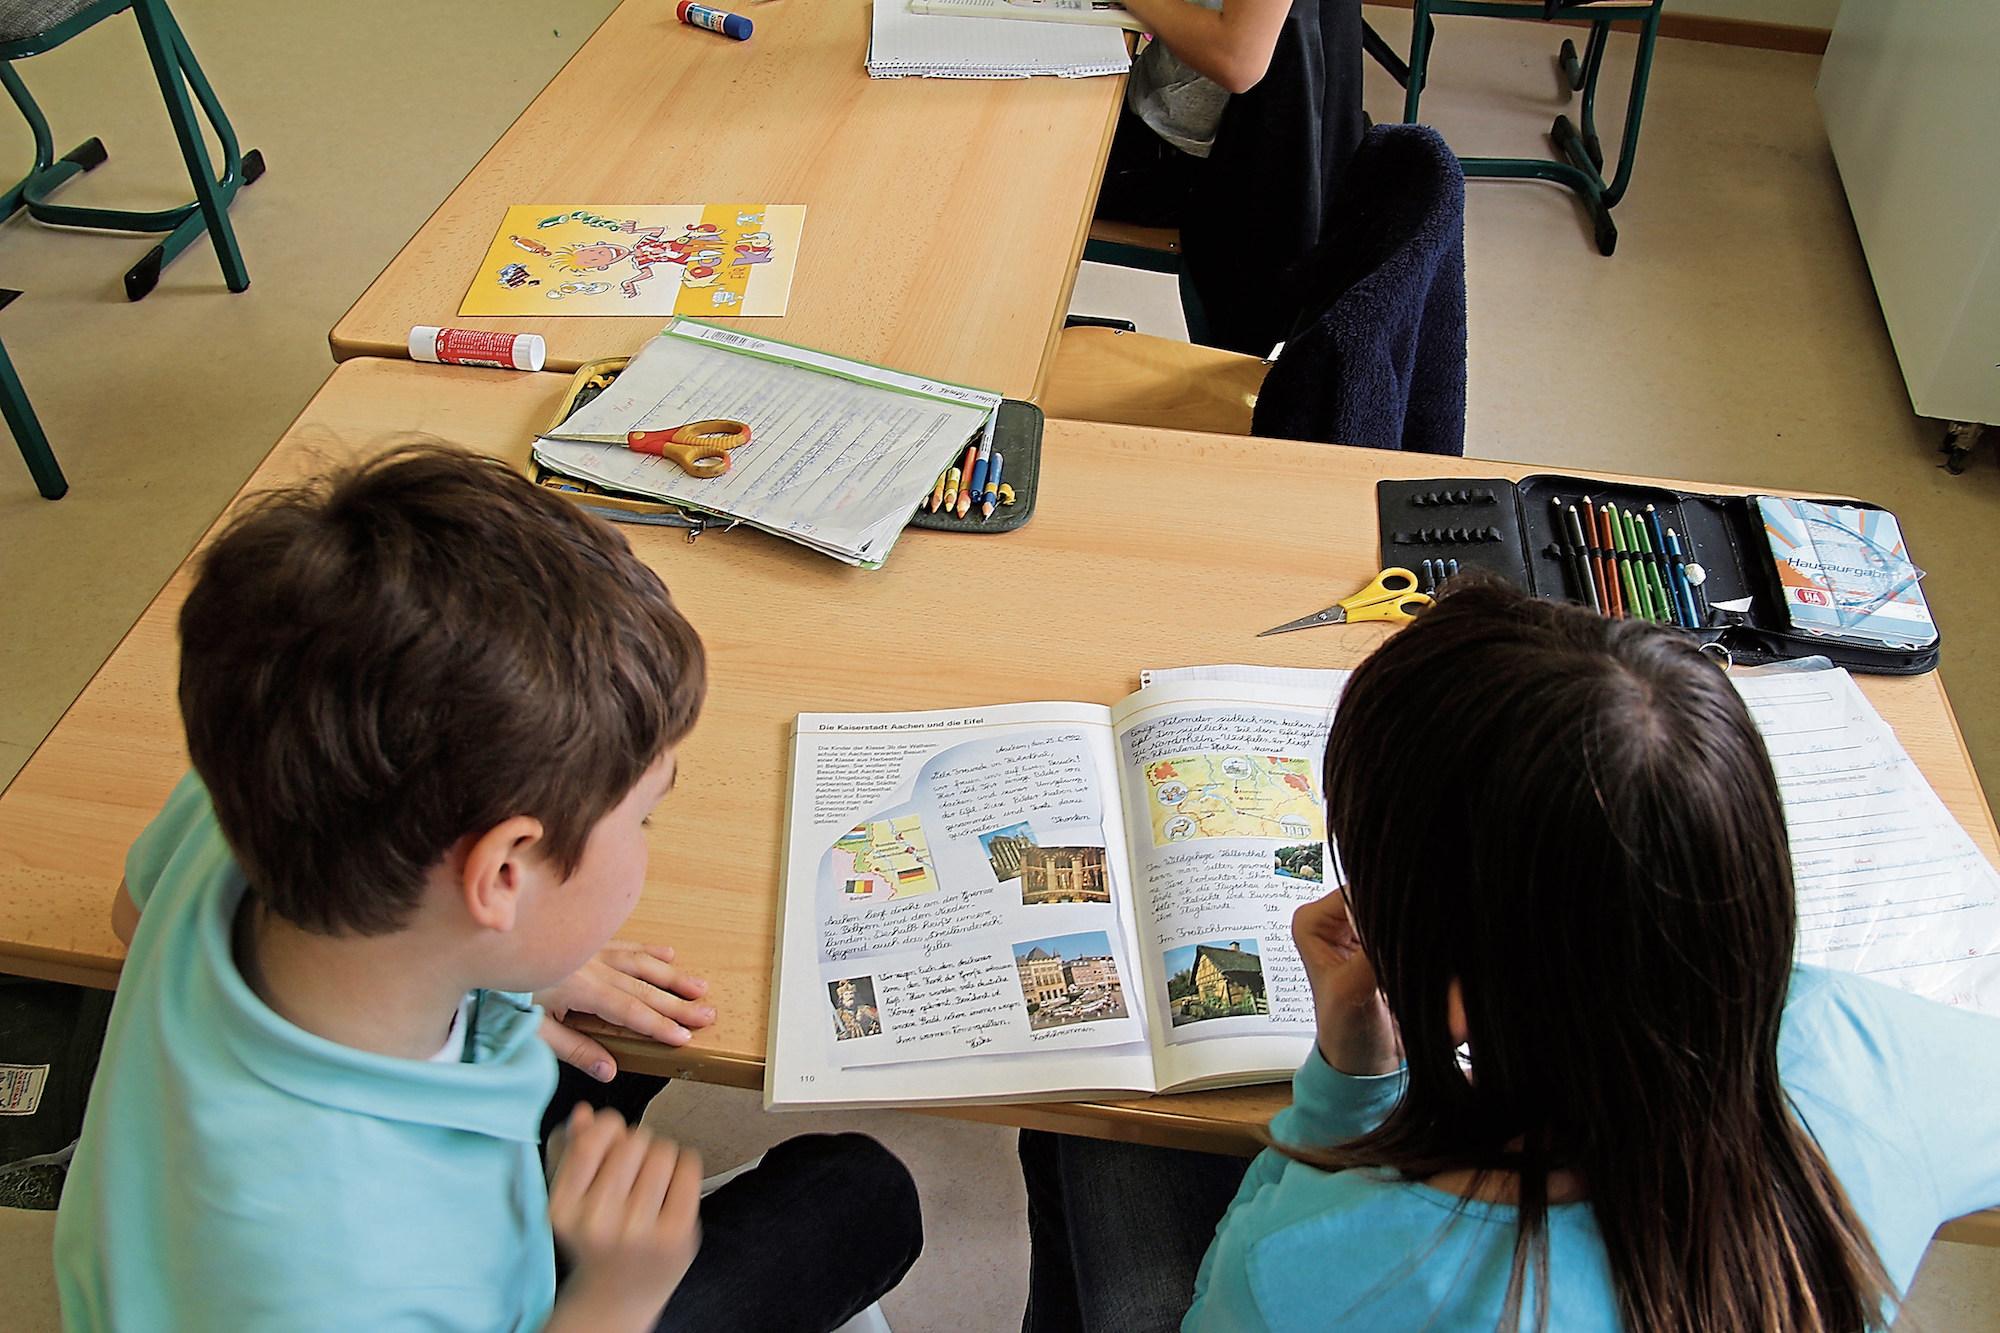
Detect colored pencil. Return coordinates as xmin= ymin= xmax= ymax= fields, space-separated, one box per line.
xmin=1592 ymin=502 xmax=1623 ymax=618
xmin=1664 ymin=526 xmax=1702 ymax=626
xmin=1585 ymin=497 xmax=1616 ymax=617
xmin=943 ymin=457 xmax=961 ymax=514
xmin=1606 ymin=504 xmax=1643 ymax=620
xmin=1562 ymin=502 xmax=1600 ymax=612
xmin=1638 ymin=506 xmax=1680 ymax=626
xmin=967 ymin=435 xmax=993 ymax=509
xmin=980 ymin=451 xmax=1003 ymax=520
xmin=955 ymin=443 xmax=978 ymax=519
xmin=1622 ymin=508 xmax=1660 ymax=621
xmin=1633 ymin=511 xmax=1674 ymax=625
xmin=928 ymin=467 xmax=949 ymax=514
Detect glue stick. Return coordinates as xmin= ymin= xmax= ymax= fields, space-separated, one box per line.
xmin=407 ymin=326 xmax=546 ymax=372
xmin=677 ymin=1 xmax=752 ymax=40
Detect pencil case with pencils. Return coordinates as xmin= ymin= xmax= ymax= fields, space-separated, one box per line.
xmin=1375 ymin=475 xmax=1941 ymax=675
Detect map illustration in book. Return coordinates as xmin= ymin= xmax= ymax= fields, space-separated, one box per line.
xmin=769 ymin=665 xmax=2000 ymax=1112
xmin=459 ymin=204 xmax=805 ymax=318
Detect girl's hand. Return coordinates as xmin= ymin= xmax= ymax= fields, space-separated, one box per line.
xmin=1293 ymin=888 xmax=1402 ymax=1076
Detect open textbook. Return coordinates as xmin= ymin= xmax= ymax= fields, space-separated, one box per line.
xmin=768 ymin=665 xmax=2000 ymax=1110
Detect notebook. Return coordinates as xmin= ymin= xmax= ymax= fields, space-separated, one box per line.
xmin=867 ymin=0 xmax=1130 ymax=79
xmin=909 ymin=0 xmax=1146 ymax=32
xmin=534 ymin=320 xmax=998 ymax=568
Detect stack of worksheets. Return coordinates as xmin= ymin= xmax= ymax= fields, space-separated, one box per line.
xmin=867 ymin=0 xmax=1130 ymax=79
xmin=535 ymin=320 xmax=997 ymax=568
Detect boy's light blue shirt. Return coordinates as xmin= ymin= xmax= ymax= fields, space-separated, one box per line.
xmin=54 ymin=773 xmax=560 ymax=1331
xmin=1186 ymin=966 xmax=2000 ymax=1331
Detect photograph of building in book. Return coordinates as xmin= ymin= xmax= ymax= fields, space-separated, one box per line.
xmin=980 ymin=821 xmax=1037 ymax=882
xmin=1274 ymin=842 xmax=1324 ymax=883
xmin=1018 ymin=845 xmax=1111 ymax=905
xmin=828 ymin=976 xmax=883 ymax=1041
xmin=1012 ymin=931 xmax=1128 ymax=1032
xmin=1164 ymin=940 xmax=1268 ymax=1026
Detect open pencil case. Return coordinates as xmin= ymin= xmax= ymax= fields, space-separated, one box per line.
xmin=1375 ymin=475 xmax=1941 ymax=675
xmin=518 ymin=358 xmax=1042 ymax=536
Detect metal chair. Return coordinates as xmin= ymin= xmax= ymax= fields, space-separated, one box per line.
xmin=0 ymin=289 xmax=65 ymax=499
xmin=1385 ymin=0 xmax=1665 ymax=256
xmin=0 ymin=0 xmax=264 ymax=299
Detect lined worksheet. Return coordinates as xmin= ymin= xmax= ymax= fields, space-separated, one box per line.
xmin=536 ymin=321 xmax=994 ymax=566
xmin=1738 ymin=669 xmax=2000 ymax=1013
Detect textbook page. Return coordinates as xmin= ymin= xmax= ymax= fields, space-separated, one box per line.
xmin=770 ymin=703 xmax=1158 ymax=1109
xmin=1736 ymin=669 xmax=2000 ymax=1013
xmin=1108 ymin=681 xmax=1337 ymax=1093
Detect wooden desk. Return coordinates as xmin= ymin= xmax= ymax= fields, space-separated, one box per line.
xmin=328 ymin=0 xmax=1124 ymax=402
xmin=4 ymin=358 xmax=1995 ymax=1247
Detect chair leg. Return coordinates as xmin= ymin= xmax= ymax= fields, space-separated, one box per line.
xmin=1402 ymin=6 xmax=1435 ymax=123
xmin=1595 ymin=5 xmax=1663 ymax=210
xmin=0 ymin=337 xmax=67 ymax=500
xmin=128 ymin=0 xmax=249 ymax=296
xmin=1576 ymin=23 xmax=1608 ymax=170
xmin=0 ymin=61 xmax=107 ymax=223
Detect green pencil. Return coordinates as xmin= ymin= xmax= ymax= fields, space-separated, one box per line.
xmin=1623 ymin=508 xmax=1661 ymax=621
xmin=1606 ymin=504 xmax=1646 ymax=620
xmin=1631 ymin=512 xmax=1676 ymax=627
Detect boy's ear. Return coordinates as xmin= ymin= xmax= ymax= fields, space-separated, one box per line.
xmin=456 ymin=816 xmax=547 ymax=933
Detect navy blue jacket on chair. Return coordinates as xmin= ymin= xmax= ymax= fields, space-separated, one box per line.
xmin=1250 ymin=123 xmax=1467 ymax=457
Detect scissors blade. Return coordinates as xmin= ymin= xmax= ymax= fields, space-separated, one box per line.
xmin=1257 ymin=605 xmax=1349 ymax=636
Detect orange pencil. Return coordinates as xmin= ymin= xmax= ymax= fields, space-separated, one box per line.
xmin=927 ymin=467 xmax=949 ymax=513
xmin=954 ymin=444 xmax=978 ymax=519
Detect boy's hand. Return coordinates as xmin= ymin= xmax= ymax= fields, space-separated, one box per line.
xmin=547 ymin=1105 xmax=702 ymax=1328
xmin=536 ymin=942 xmax=716 ymax=1082
xmin=1293 ymin=888 xmax=1402 ymax=1076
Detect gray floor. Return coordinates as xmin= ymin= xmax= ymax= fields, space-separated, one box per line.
xmin=1 ymin=3 xmax=1997 ymax=1329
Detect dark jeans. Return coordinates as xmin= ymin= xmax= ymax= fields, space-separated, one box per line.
xmin=1095 ymin=106 xmax=1198 ymax=230
xmin=1018 ymin=1129 xmax=1250 ymax=1333
xmin=542 ymin=1066 xmax=924 ymax=1332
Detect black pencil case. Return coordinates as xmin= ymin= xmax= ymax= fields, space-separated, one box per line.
xmin=1375 ymin=474 xmax=1941 ymax=676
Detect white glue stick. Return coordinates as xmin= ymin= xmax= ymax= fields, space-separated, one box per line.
xmin=408 ymin=325 xmax=546 ymax=372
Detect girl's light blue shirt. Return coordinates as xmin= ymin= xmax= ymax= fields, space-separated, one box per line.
xmin=1186 ymin=966 xmax=2000 ymax=1331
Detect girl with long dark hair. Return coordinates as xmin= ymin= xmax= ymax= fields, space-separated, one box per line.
xmin=1184 ymin=579 xmax=2000 ymax=1331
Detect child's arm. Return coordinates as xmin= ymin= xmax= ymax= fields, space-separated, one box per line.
xmin=1119 ymin=0 xmax=1292 ymax=95
xmin=543 ymin=1104 xmax=703 ymax=1333
xmin=535 ymin=941 xmax=718 ymax=1081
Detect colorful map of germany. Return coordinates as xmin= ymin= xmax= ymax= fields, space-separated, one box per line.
xmin=1145 ymin=754 xmax=1323 ymax=846
xmin=832 ymin=815 xmax=939 ymax=901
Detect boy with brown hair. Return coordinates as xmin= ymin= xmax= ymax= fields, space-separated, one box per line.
xmin=54 ymin=445 xmax=920 ymax=1331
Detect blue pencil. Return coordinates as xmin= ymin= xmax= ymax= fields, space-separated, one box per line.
xmin=980 ymin=451 xmax=1003 ymax=519
xmin=1664 ymin=526 xmax=1702 ymax=626
xmin=967 ymin=435 xmax=994 ymax=509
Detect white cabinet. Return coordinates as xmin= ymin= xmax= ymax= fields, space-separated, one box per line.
xmin=1817 ymin=2 xmax=1999 ymax=444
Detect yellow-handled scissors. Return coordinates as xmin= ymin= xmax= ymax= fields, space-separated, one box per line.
xmin=1257 ymin=567 xmax=1434 ymax=636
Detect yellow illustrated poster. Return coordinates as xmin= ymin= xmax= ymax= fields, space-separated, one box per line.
xmin=458 ymin=203 xmax=806 ymax=318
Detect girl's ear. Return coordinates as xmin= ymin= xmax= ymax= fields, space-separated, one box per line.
xmin=1447 ymin=978 xmax=1470 ymax=1046
xmin=455 ymin=816 xmax=546 ymax=933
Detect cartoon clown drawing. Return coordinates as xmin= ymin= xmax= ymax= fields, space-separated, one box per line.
xmin=555 ymin=219 xmax=726 ymax=298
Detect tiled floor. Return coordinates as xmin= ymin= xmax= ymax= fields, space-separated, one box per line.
xmin=2 ymin=4 xmax=1996 ymax=1329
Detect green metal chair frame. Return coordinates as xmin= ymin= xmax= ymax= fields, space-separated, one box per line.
xmin=0 ymin=288 xmax=66 ymax=499
xmin=0 ymin=0 xmax=263 ymax=300
xmin=1395 ymin=1 xmax=1665 ymax=256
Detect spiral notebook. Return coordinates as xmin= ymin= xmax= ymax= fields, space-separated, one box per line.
xmin=867 ymin=0 xmax=1130 ymax=79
